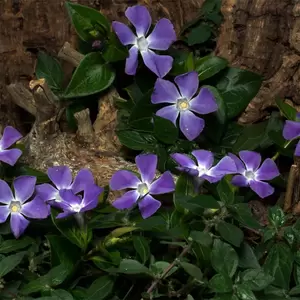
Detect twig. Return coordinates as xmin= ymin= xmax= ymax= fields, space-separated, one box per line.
xmin=284 ymin=164 xmax=297 ymax=212
xmin=58 ymin=42 xmax=84 ymax=67
xmin=74 ymin=109 xmax=94 ymax=142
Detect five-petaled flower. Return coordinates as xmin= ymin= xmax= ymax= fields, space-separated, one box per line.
xmin=151 ymin=71 xmax=218 ymax=141
xmin=112 ymin=5 xmax=176 ymax=78
xmin=0 ymin=126 xmax=22 ymax=166
xmin=0 ymin=176 xmax=48 ymax=238
xmin=171 ymin=150 xmax=237 ymax=183
xmin=110 ymin=154 xmax=175 ymax=219
xmin=36 ymin=166 xmax=95 ymax=208
xmin=229 ymin=151 xmax=279 ymax=198
xmin=283 ymin=112 xmax=300 ymax=156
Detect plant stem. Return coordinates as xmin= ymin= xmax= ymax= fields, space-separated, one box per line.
xmin=272 ymin=139 xmax=293 ymax=161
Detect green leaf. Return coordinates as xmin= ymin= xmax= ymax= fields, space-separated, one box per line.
xmin=238 ymin=242 xmax=260 ymax=269
xmin=64 ymin=53 xmax=115 ymax=98
xmin=153 ymin=115 xmax=179 ymax=144
xmin=133 ymin=236 xmax=150 ymax=264
xmin=263 ymin=228 xmax=276 ymax=243
xmin=209 ymin=273 xmax=233 ymax=293
xmin=211 ymin=239 xmax=238 ymax=278
xmin=215 ymin=68 xmax=262 ymax=119
xmin=65 ymin=2 xmax=110 ymax=41
xmin=268 ymin=206 xmax=286 ymax=229
xmin=118 ymin=259 xmax=150 ymax=275
xmin=275 ymin=97 xmax=297 ymax=120
xmin=217 ymin=221 xmax=244 ymax=247
xmin=50 ymin=290 xmax=74 ymax=300
xmin=180 ymin=262 xmax=203 ymax=280
xmin=290 ymin=285 xmax=300 ymax=296
xmin=236 ymin=284 xmax=257 ymax=300
xmin=190 ymin=230 xmax=213 ymax=247
xmin=117 ymin=130 xmax=156 ymax=151
xmin=150 ymin=261 xmax=178 ymax=278
xmin=0 ymin=251 xmax=26 ymax=277
xmin=263 ymin=243 xmax=293 ymax=289
xmin=36 ymin=52 xmax=63 ymax=92
xmin=187 ymin=23 xmax=212 ymax=45
xmin=102 ymin=32 xmax=128 ymax=62
xmin=195 ymin=56 xmax=228 ymax=81
xmin=0 ymin=237 xmax=33 ymax=254
xmin=217 ymin=177 xmax=235 ymax=205
xmin=241 ymin=269 xmax=274 ymax=291
xmin=86 ymin=276 xmax=114 ymax=300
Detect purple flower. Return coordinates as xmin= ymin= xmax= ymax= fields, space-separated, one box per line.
xmin=229 ymin=151 xmax=279 ymax=198
xmin=283 ymin=113 xmax=300 ymax=156
xmin=151 ymin=72 xmax=218 ymax=141
xmin=171 ymin=150 xmax=237 ymax=183
xmin=0 ymin=176 xmax=48 ymax=238
xmin=112 ymin=5 xmax=176 ymax=77
xmin=55 ymin=185 xmax=104 ymax=219
xmin=0 ymin=126 xmax=22 ymax=166
xmin=36 ymin=166 xmax=95 ymax=208
xmin=110 ymin=154 xmax=175 ymax=219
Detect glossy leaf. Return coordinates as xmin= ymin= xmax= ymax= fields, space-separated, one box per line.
xmin=118 ymin=259 xmax=150 ymax=275
xmin=236 ymin=285 xmax=257 ymax=300
xmin=275 ymin=97 xmax=297 ymax=121
xmin=86 ymin=276 xmax=114 ymax=300
xmin=217 ymin=177 xmax=235 ymax=205
xmin=195 ymin=56 xmax=228 ymax=81
xmin=190 ymin=230 xmax=213 ymax=247
xmin=209 ymin=273 xmax=233 ymax=293
xmin=153 ymin=115 xmax=179 ymax=145
xmin=150 ymin=261 xmax=178 ymax=278
xmin=217 ymin=221 xmax=244 ymax=247
xmin=102 ymin=32 xmax=128 ymax=62
xmin=241 ymin=269 xmax=274 ymax=291
xmin=187 ymin=24 xmax=212 ymax=45
xmin=0 ymin=237 xmax=33 ymax=254
xmin=133 ymin=236 xmax=150 ymax=264
xmin=0 ymin=251 xmax=26 ymax=277
xmin=180 ymin=262 xmax=203 ymax=280
xmin=238 ymin=242 xmax=260 ymax=269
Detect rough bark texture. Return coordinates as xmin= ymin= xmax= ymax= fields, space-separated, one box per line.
xmin=0 ymin=0 xmax=203 ymax=190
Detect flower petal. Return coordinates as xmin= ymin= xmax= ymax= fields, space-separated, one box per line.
xmin=295 ymin=141 xmax=300 ymax=156
xmin=189 ymin=88 xmax=218 ymax=115
xmin=0 ymin=180 xmax=14 ymax=204
xmin=250 ymin=180 xmax=274 ymax=198
xmin=239 ymin=151 xmax=261 ymax=171
xmin=81 ymin=185 xmax=104 ymax=212
xmin=147 ymin=18 xmax=176 ymax=50
xmin=135 ymin=154 xmax=157 ymax=184
xmin=21 ymin=196 xmax=49 ymax=219
xmin=179 ymin=111 xmax=205 ymax=141
xmin=125 ymin=5 xmax=151 ymax=37
xmin=35 ymin=184 xmax=58 ymax=201
xmin=256 ymin=159 xmax=279 ymax=181
xmin=149 ymin=171 xmax=175 ymax=194
xmin=156 ymin=105 xmax=179 ymax=126
xmin=112 ymin=21 xmax=136 ymax=45
xmin=13 ymin=176 xmax=36 ymax=203
xmin=231 ymin=175 xmax=249 ymax=187
xmin=151 ymin=78 xmax=180 ymax=104
xmin=71 ymin=169 xmax=95 ymax=194
xmin=191 ymin=150 xmax=214 ymax=170
xmin=174 ymin=72 xmax=199 ymax=100
xmin=202 ymin=174 xmax=223 ymax=183
xmin=228 ymin=153 xmax=246 ymax=173
xmin=110 ymin=170 xmax=141 ymax=191
xmin=48 ymin=166 xmax=72 ymax=189
xmin=0 ymin=205 xmax=10 ymax=223
xmin=171 ymin=153 xmax=196 ymax=169
xmin=112 ymin=190 xmax=139 ymax=210
xmin=209 ymin=156 xmax=237 ymax=177
xmin=10 ymin=213 xmax=29 ymax=238
xmin=0 ymin=126 xmax=22 ymax=150
xmin=138 ymin=194 xmax=161 ymax=219
xmin=283 ymin=120 xmax=300 ymax=140
xmin=125 ymin=46 xmax=139 ymax=75
xmin=0 ymin=149 xmax=22 ymax=166
xmin=59 ymin=189 xmax=81 ymax=207
xmin=141 ymin=50 xmax=173 ymax=78
xmin=56 ymin=211 xmax=74 ymax=219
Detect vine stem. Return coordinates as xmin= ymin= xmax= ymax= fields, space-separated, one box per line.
xmin=272 ymin=139 xmax=293 ymax=161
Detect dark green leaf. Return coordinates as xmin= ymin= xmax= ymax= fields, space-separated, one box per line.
xmin=238 ymin=242 xmax=260 ymax=269
xmin=263 ymin=243 xmax=293 ymax=289
xmin=209 ymin=273 xmax=233 ymax=293
xmin=187 ymin=24 xmax=212 ymax=45
xmin=215 ymin=68 xmax=262 ymax=119
xmin=153 ymin=115 xmax=179 ymax=144
xmin=118 ymin=259 xmax=150 ymax=275
xmin=263 ymin=228 xmax=276 ymax=243
xmin=275 ymin=97 xmax=297 ymax=120
xmin=190 ymin=230 xmax=213 ymax=247
xmin=0 ymin=251 xmax=26 ymax=277
xmin=236 ymin=284 xmax=257 ymax=300
xmin=217 ymin=221 xmax=244 ymax=247
xmin=177 ymin=195 xmax=220 ymax=214
xmin=201 ymin=0 xmax=222 ymax=15
xmin=117 ymin=130 xmax=156 ymax=151
xmin=102 ymin=32 xmax=128 ymax=62
xmin=64 ymin=53 xmax=115 ymax=98
xmin=150 ymin=261 xmax=178 ymax=278
xmin=50 ymin=290 xmax=74 ymax=300
xmin=219 ymin=122 xmax=243 ymax=151
xmin=180 ymin=262 xmax=203 ymax=280
xmin=86 ymin=276 xmax=114 ymax=300
xmin=65 ymin=2 xmax=110 ymax=41
xmin=217 ymin=177 xmax=235 ymax=205
xmin=290 ymin=285 xmax=300 ymax=296
xmin=268 ymin=206 xmax=285 ymax=229
xmin=36 ymin=52 xmax=63 ymax=92
xmin=0 ymin=237 xmax=33 ymax=254
xmin=133 ymin=236 xmax=150 ymax=264
xmin=241 ymin=269 xmax=274 ymax=291
xmin=192 ymin=243 xmax=211 ymax=269
xmin=211 ymin=239 xmax=238 ymax=278
xmin=195 ymin=56 xmax=228 ymax=81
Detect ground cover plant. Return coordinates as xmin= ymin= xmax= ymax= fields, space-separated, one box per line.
xmin=1 ymin=1 xmax=300 ymax=299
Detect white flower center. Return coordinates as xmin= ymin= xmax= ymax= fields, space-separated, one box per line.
xmin=245 ymin=170 xmax=255 ymax=180
xmin=176 ymin=98 xmax=190 ymax=111
xmin=137 ymin=183 xmax=149 ymax=196
xmin=9 ymin=201 xmax=22 ymax=213
xmin=71 ymin=203 xmax=84 ymax=213
xmin=137 ymin=36 xmax=148 ymax=52
xmin=196 ymin=166 xmax=208 ymax=177
xmin=55 ymin=192 xmax=62 ymax=203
